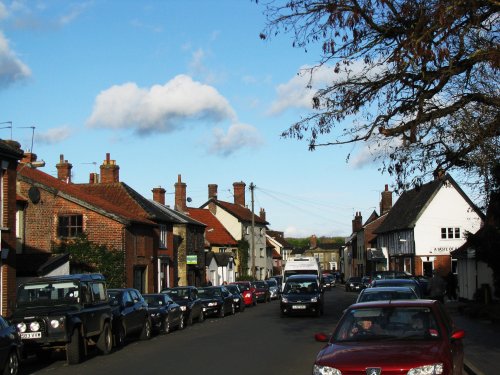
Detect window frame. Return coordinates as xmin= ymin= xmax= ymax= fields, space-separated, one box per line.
xmin=57 ymin=214 xmax=83 ymax=238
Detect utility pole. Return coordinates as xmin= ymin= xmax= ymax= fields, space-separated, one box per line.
xmin=250 ymin=182 xmax=256 ymax=279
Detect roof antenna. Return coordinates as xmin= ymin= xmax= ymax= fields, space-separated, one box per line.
xmin=0 ymin=121 xmax=12 ymax=139
xmin=18 ymin=126 xmax=36 ymax=153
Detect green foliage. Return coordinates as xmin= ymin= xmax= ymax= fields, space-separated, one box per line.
xmin=236 ymin=274 xmax=254 ymax=282
xmin=286 ymin=237 xmax=310 ymax=249
xmin=53 ymin=234 xmax=125 ymax=288
xmin=237 ymin=239 xmax=250 ymax=276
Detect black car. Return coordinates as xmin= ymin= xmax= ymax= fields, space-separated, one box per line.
xmin=252 ymin=281 xmax=271 ymax=303
xmin=280 ymin=274 xmax=323 ymax=317
xmin=345 ymin=276 xmax=364 ymax=292
xmin=198 ymin=286 xmax=235 ymax=317
xmin=143 ymin=294 xmax=184 ymax=334
xmin=107 ymin=288 xmax=152 ymax=347
xmin=162 ymin=287 xmax=204 ymax=326
xmin=0 ymin=316 xmax=22 ymax=375
xmin=224 ymin=284 xmax=246 ymax=312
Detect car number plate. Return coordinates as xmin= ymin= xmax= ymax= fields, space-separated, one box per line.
xmin=21 ymin=332 xmax=42 ymax=339
xmin=292 ymin=305 xmax=306 ymax=310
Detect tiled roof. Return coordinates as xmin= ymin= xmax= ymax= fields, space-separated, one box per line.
xmin=267 ymin=230 xmax=293 ymax=248
xmin=206 ymin=251 xmax=235 ymax=266
xmin=0 ymin=140 xmax=24 ymax=159
xmin=201 ymin=199 xmax=268 ymax=225
xmin=374 ymin=174 xmax=484 ymax=234
xmin=18 ymin=166 xmax=154 ymax=226
xmin=187 ymin=208 xmax=237 ymax=246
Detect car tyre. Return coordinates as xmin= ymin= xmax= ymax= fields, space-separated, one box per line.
xmin=3 ymin=350 xmax=19 ymax=375
xmin=198 ymin=310 xmax=204 ymax=323
xmin=66 ymin=328 xmax=84 ymax=365
xmin=186 ymin=312 xmax=193 ymax=326
xmin=114 ymin=324 xmax=126 ymax=348
xmin=163 ymin=316 xmax=171 ymax=334
xmin=178 ymin=315 xmax=185 ymax=330
xmin=231 ymin=303 xmax=235 ymax=315
xmin=96 ymin=322 xmax=113 ymax=354
xmin=140 ymin=318 xmax=151 ymax=340
xmin=219 ymin=306 xmax=225 ymax=318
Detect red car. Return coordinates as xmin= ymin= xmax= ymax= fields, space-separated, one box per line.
xmin=230 ymin=281 xmax=256 ymax=306
xmin=313 ymin=300 xmax=465 ymax=374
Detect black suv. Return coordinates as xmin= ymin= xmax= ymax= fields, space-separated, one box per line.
xmin=11 ymin=273 xmax=113 ymax=365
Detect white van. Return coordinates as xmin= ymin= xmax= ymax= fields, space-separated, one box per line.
xmin=282 ymin=256 xmax=321 ymax=289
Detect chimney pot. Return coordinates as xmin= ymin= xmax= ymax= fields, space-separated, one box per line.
xmin=233 ymin=181 xmax=246 ymax=207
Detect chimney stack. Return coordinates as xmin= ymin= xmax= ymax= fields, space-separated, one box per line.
xmin=259 ymin=208 xmax=266 ymax=222
xmin=21 ymin=152 xmax=37 ymax=164
xmin=89 ymin=173 xmax=99 ymax=184
xmin=233 ymin=181 xmax=246 ymax=207
xmin=56 ymin=154 xmax=72 ymax=183
xmin=100 ymin=153 xmax=119 ymax=183
xmin=352 ymin=211 xmax=363 ymax=232
xmin=310 ymin=234 xmax=318 ymax=249
xmin=380 ymin=184 xmax=393 ymax=215
xmin=152 ymin=186 xmax=166 ymax=205
xmin=208 ymin=184 xmax=218 ymax=214
xmin=175 ymin=175 xmax=187 ymax=212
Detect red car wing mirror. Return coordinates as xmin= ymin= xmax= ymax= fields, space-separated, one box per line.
xmin=314 ymin=333 xmax=329 ymax=342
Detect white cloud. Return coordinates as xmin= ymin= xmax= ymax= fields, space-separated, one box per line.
xmin=0 ymin=3 xmax=8 ymax=20
xmin=36 ymin=126 xmax=73 ymax=144
xmin=86 ymin=74 xmax=237 ymax=134
xmin=207 ymin=122 xmax=264 ymax=156
xmin=0 ymin=31 xmax=31 ymax=88
xmin=269 ymin=61 xmax=386 ymax=115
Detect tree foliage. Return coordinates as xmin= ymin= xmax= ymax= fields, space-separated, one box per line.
xmin=53 ymin=234 xmax=125 ymax=288
xmin=257 ymin=0 xmax=499 ymax=194
xmin=237 ymin=239 xmax=250 ymax=276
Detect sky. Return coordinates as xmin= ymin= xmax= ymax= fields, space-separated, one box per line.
xmin=0 ymin=0 xmax=399 ymax=238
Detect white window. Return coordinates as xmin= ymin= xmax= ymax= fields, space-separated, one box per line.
xmin=159 ymin=224 xmax=167 ymax=249
xmin=441 ymin=227 xmax=460 ymax=239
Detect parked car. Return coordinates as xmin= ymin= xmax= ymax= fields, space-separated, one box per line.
xmin=162 ymin=286 xmax=204 ymax=325
xmin=143 ymin=293 xmax=184 ymax=334
xmin=252 ymin=281 xmax=271 ymax=303
xmin=280 ymin=274 xmax=323 ymax=317
xmin=12 ymin=273 xmax=113 ymax=365
xmin=0 ymin=316 xmax=22 ymax=375
xmin=224 ymin=284 xmax=246 ymax=312
xmin=266 ymin=278 xmax=280 ymax=299
xmin=268 ymin=275 xmax=283 ymax=291
xmin=321 ymin=274 xmax=336 ymax=290
xmin=345 ymin=276 xmax=364 ymax=292
xmin=230 ymin=281 xmax=256 ymax=306
xmin=313 ymin=300 xmax=465 ymax=375
xmin=361 ymin=276 xmax=371 ymax=288
xmin=197 ymin=286 xmax=235 ymax=317
xmin=107 ymin=288 xmax=152 ymax=347
xmin=370 ymin=278 xmax=423 ymax=298
xmin=356 ymin=286 xmax=419 ymax=303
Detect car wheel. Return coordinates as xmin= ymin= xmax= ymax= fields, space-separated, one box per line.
xmin=3 ymin=350 xmax=19 ymax=375
xmin=219 ymin=306 xmax=225 ymax=318
xmin=186 ymin=312 xmax=193 ymax=326
xmin=163 ymin=316 xmax=171 ymax=334
xmin=96 ymin=322 xmax=113 ymax=354
xmin=178 ymin=315 xmax=185 ymax=330
xmin=140 ymin=319 xmax=151 ymax=340
xmin=231 ymin=304 xmax=235 ymax=315
xmin=198 ymin=310 xmax=204 ymax=323
xmin=66 ymin=328 xmax=84 ymax=365
xmin=114 ymin=324 xmax=125 ymax=347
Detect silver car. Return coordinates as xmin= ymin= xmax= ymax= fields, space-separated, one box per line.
xmin=266 ymin=279 xmax=280 ymax=300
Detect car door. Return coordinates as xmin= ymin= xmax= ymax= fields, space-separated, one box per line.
xmin=129 ymin=289 xmax=147 ymax=331
xmin=121 ymin=290 xmax=139 ymax=334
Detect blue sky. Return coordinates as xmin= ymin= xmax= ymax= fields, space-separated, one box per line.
xmin=0 ymin=0 xmax=395 ymax=237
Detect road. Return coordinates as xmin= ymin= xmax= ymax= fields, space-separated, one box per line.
xmin=18 ymin=286 xmax=358 ymax=375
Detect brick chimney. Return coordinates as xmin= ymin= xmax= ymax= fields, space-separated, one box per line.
xmin=175 ymin=175 xmax=187 ymax=212
xmin=100 ymin=153 xmax=119 ymax=183
xmin=56 ymin=154 xmax=72 ymax=183
xmin=89 ymin=173 xmax=99 ymax=184
xmin=152 ymin=186 xmax=166 ymax=205
xmin=352 ymin=211 xmax=363 ymax=232
xmin=259 ymin=208 xmax=266 ymax=222
xmin=233 ymin=181 xmax=246 ymax=207
xmin=380 ymin=184 xmax=393 ymax=215
xmin=208 ymin=184 xmax=218 ymax=214
xmin=310 ymin=234 xmax=318 ymax=249
xmin=21 ymin=152 xmax=37 ymax=164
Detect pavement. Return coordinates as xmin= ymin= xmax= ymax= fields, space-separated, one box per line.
xmin=444 ymin=301 xmax=500 ymax=375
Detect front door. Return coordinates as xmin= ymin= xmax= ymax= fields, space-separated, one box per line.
xmin=133 ymin=266 xmax=146 ymax=293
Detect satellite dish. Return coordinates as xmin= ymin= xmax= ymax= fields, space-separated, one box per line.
xmin=187 ymin=197 xmax=192 ymax=202
xmin=28 ymin=186 xmax=41 ymax=204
